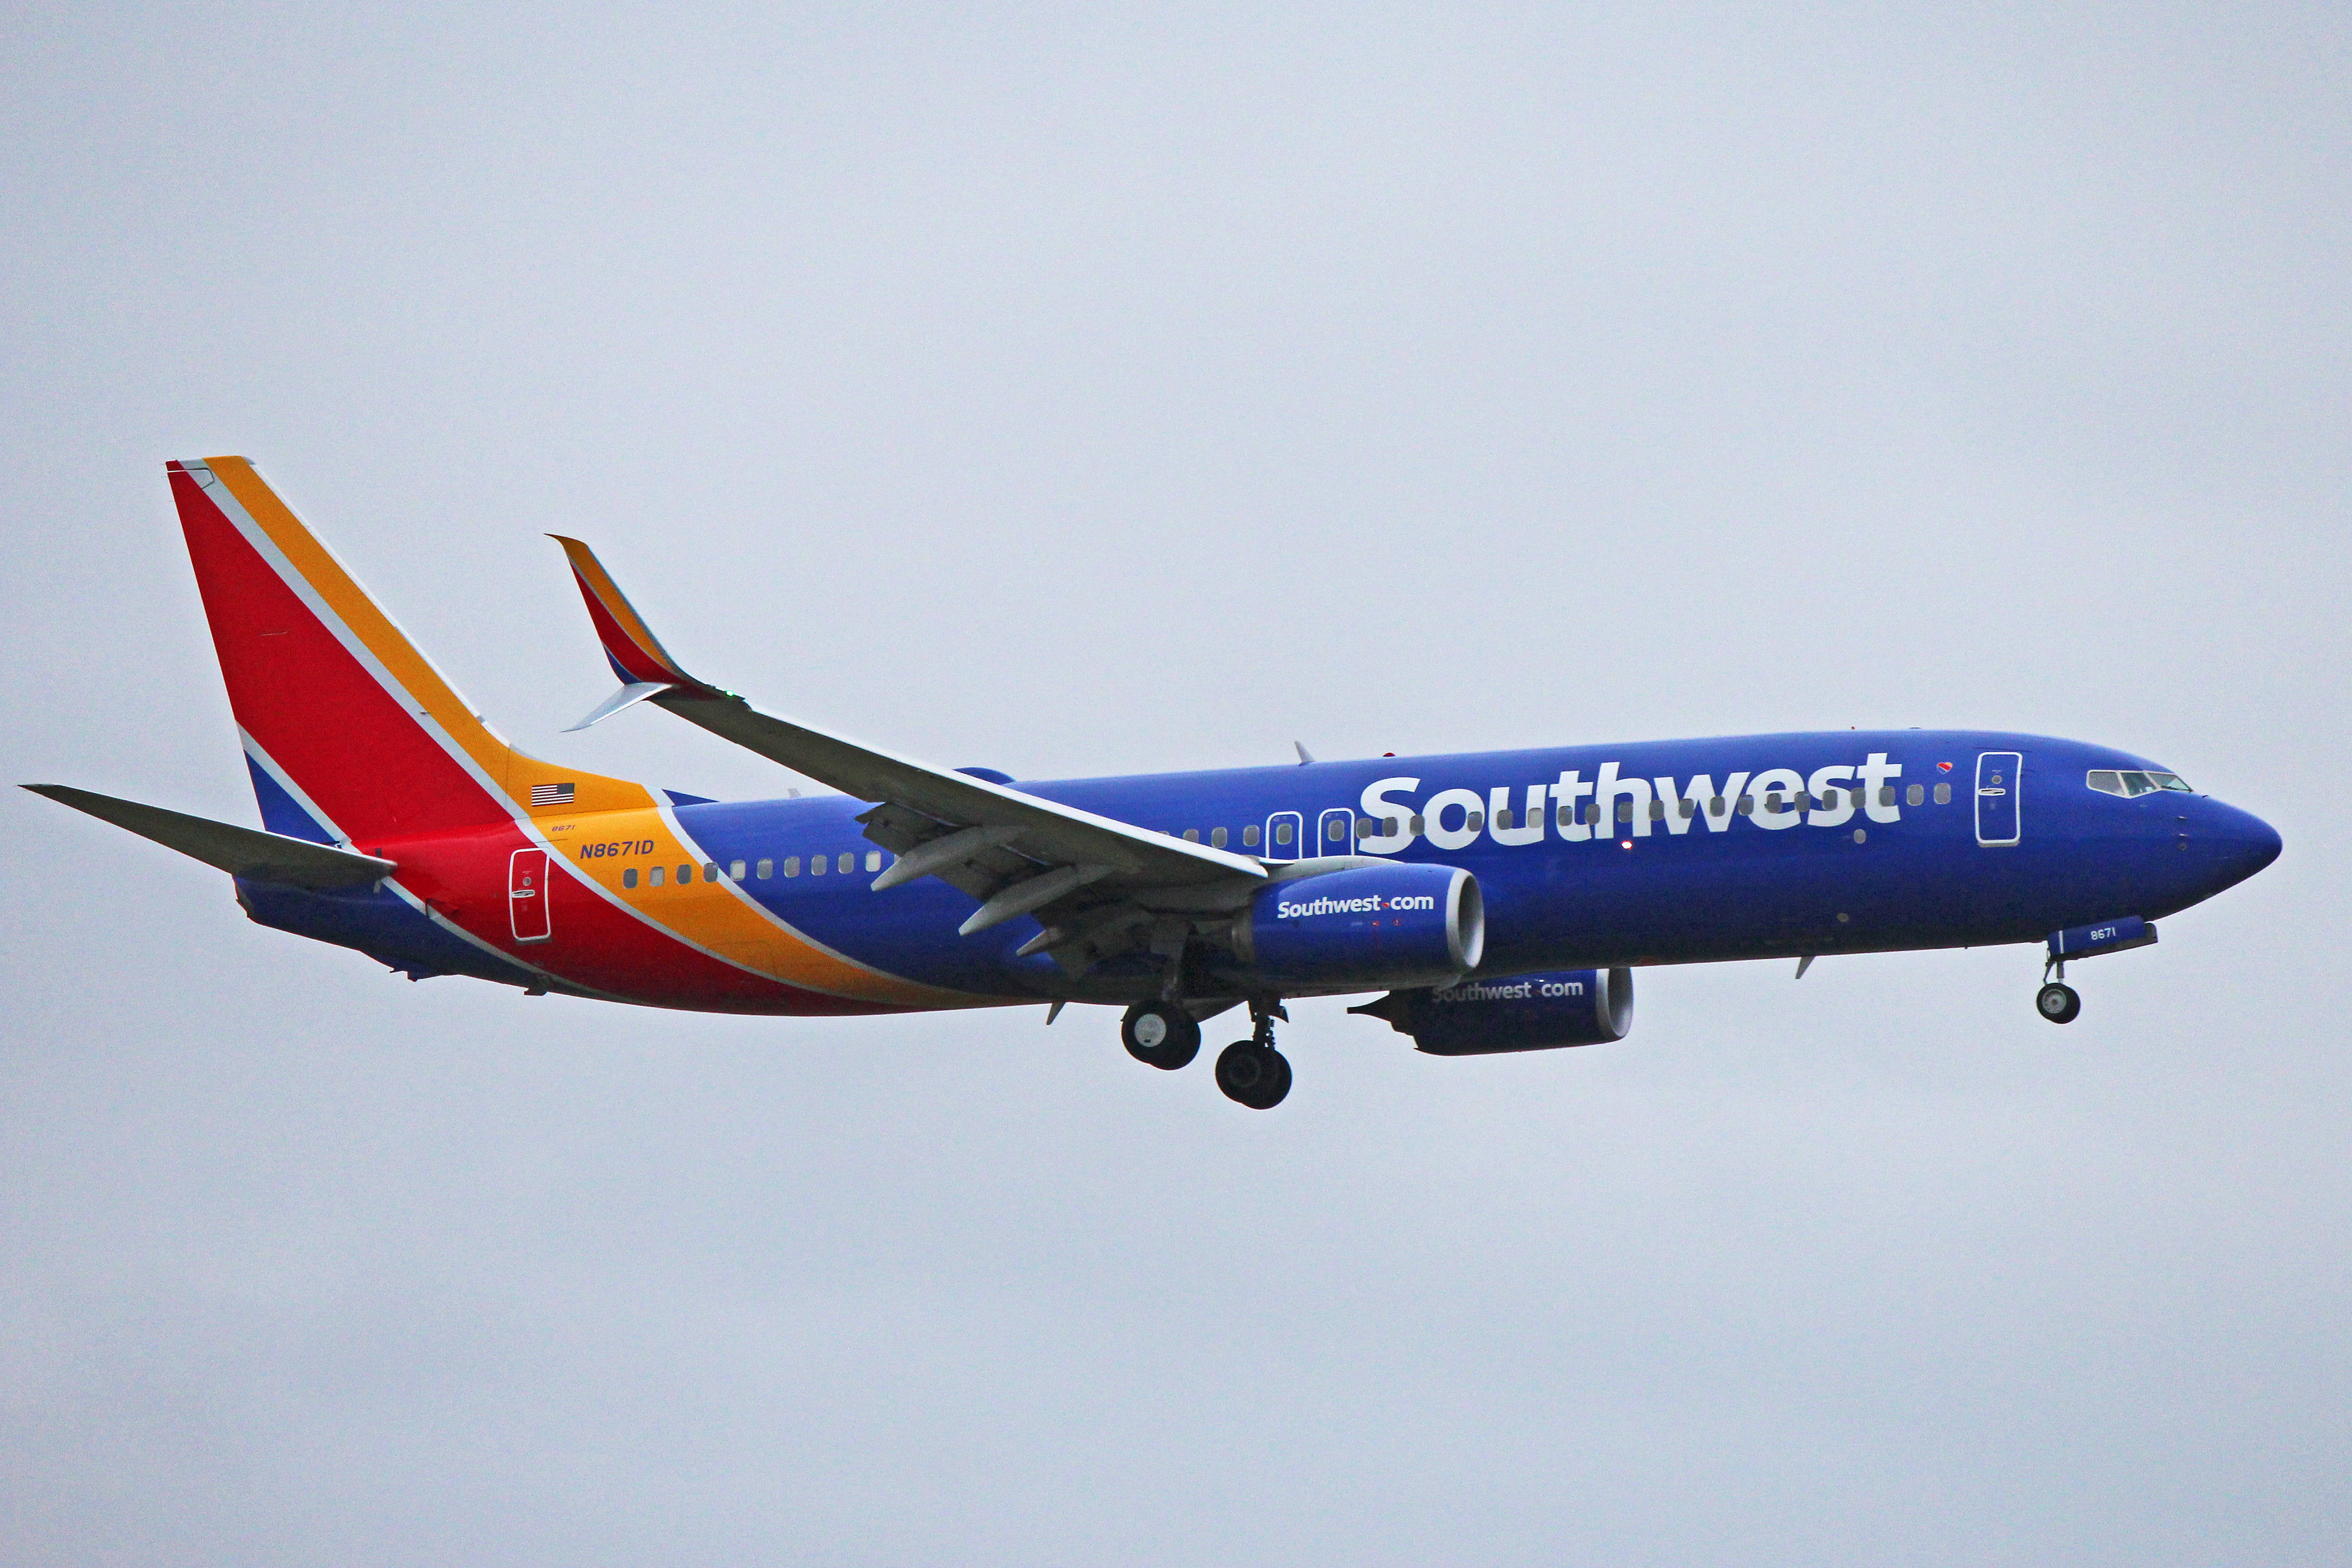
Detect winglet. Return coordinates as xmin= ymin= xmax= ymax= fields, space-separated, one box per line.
xmin=562 ymin=681 xmax=677 ymax=733
xmin=549 ymin=535 xmax=716 ymax=693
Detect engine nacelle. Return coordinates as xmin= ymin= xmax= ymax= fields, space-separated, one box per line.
xmin=1349 ymin=967 xmax=1634 ymax=1055
xmin=1230 ymin=863 xmax=1483 ymax=990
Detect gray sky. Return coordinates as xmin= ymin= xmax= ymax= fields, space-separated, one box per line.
xmin=5 ymin=5 xmax=2347 ymax=1563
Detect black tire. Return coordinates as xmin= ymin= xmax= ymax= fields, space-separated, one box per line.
xmin=1214 ymin=1042 xmax=1292 ymax=1109
xmin=2037 ymin=982 xmax=2081 ymax=1024
xmin=1255 ymin=1048 xmax=1292 ymax=1108
xmin=1122 ymin=1001 xmax=1201 ymax=1069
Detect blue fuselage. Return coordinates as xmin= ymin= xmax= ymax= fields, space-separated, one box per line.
xmin=647 ymin=729 xmax=2278 ymax=1004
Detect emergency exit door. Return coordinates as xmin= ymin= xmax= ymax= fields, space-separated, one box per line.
xmin=509 ymin=848 xmax=553 ymax=942
xmin=1975 ymin=752 xmax=2022 ymax=847
xmin=1317 ymin=808 xmax=1356 ymax=856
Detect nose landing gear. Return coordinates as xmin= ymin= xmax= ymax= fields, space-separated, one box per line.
xmin=2036 ymin=951 xmax=2082 ymax=1024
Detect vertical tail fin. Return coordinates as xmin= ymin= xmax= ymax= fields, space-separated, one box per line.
xmin=168 ymin=457 xmax=652 ymax=845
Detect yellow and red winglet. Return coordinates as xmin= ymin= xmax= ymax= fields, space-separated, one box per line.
xmin=551 ymin=535 xmax=724 ymax=728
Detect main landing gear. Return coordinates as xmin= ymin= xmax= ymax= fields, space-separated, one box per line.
xmin=1118 ymin=998 xmax=1291 ymax=1108
xmin=1215 ymin=1000 xmax=1292 ymax=1110
xmin=1120 ymin=1000 xmax=1201 ymax=1070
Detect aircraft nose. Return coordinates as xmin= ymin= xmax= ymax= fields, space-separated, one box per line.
xmin=2196 ymin=799 xmax=2282 ymax=894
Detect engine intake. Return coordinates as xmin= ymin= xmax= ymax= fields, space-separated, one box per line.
xmin=1350 ymin=967 xmax=1633 ymax=1054
xmin=1230 ymin=863 xmax=1482 ymax=990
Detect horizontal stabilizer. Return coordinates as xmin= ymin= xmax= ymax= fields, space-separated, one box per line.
xmin=24 ymin=784 xmax=398 ymax=890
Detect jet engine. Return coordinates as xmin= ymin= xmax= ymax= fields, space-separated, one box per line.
xmin=1349 ymin=967 xmax=1633 ymax=1054
xmin=1227 ymin=863 xmax=1482 ymax=990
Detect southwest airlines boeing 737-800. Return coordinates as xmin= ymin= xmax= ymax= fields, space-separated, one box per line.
xmin=27 ymin=458 xmax=2282 ymax=1108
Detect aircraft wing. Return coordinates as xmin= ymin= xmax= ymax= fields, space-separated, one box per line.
xmin=550 ymin=537 xmax=1267 ymax=965
xmin=24 ymin=784 xmax=398 ymax=890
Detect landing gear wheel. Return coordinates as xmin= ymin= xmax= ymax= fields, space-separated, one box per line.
xmin=1121 ymin=1001 xmax=1200 ymax=1069
xmin=2037 ymin=982 xmax=2081 ymax=1024
xmin=1215 ymin=1041 xmax=1292 ymax=1109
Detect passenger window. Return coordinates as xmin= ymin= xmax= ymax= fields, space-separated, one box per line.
xmin=1709 ymin=797 xmax=1725 ymax=813
xmin=1210 ymin=827 xmax=1227 ymax=848
xmin=678 ymin=864 xmax=694 ymax=884
xmin=703 ymin=862 xmax=717 ymax=882
xmin=1183 ymin=828 xmax=1201 ymax=843
xmin=1736 ymin=799 xmax=1754 ymax=815
xmin=649 ymin=866 xmax=665 ymax=887
xmin=865 ymin=851 xmax=882 ymax=871
xmin=1906 ymin=784 xmax=1924 ymax=807
xmin=1556 ymin=808 xmax=1572 ymax=830
xmin=1275 ymin=822 xmax=1294 ymax=845
xmin=756 ymin=858 xmax=773 ymax=879
xmin=783 ymin=856 xmax=800 ymax=877
xmin=1466 ymin=811 xmax=1485 ymax=832
xmin=1242 ymin=825 xmax=1260 ymax=847
xmin=1494 ymin=808 xmax=1514 ymax=829
xmin=1650 ymin=800 xmax=1665 ymax=819
xmin=1933 ymin=783 xmax=1951 ymax=804
xmin=1679 ymin=799 xmax=1695 ymax=818
xmin=1409 ymin=814 xmax=1425 ymax=834
xmin=838 ymin=853 xmax=853 ymax=874
xmin=622 ymin=867 xmax=639 ymax=889
xmin=1357 ymin=818 xmax=1377 ymax=837
xmin=1326 ymin=819 xmax=1346 ymax=842
xmin=810 ymin=854 xmax=826 ymax=877
xmin=730 ymin=859 xmax=746 ymax=881
xmin=1585 ymin=804 xmax=1601 ymax=825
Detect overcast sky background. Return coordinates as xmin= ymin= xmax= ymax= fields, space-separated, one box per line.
xmin=4 ymin=5 xmax=2347 ymax=1564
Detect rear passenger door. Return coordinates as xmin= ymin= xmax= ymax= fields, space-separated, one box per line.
xmin=509 ymin=848 xmax=553 ymax=942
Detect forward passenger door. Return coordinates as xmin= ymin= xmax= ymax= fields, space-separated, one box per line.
xmin=1975 ymin=752 xmax=2022 ymax=847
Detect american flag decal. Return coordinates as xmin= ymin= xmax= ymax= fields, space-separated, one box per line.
xmin=530 ymin=782 xmax=576 ymax=807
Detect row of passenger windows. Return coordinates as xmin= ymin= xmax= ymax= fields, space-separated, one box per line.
xmin=1170 ymin=784 xmax=1955 ymax=843
xmin=2087 ymin=769 xmax=2192 ymax=797
xmin=614 ymin=774 xmax=1994 ymax=893
xmin=619 ymin=849 xmax=884 ymax=890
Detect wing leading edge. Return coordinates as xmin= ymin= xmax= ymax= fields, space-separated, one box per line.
xmin=549 ymin=536 xmax=1268 ymax=975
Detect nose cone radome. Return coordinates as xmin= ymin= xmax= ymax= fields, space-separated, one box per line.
xmin=2198 ymin=799 xmax=2282 ymax=897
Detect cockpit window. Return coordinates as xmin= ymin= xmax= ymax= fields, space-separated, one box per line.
xmin=2087 ymin=769 xmax=2194 ymax=798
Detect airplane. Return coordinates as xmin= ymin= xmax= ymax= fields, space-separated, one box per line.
xmin=25 ymin=457 xmax=2283 ymax=1109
